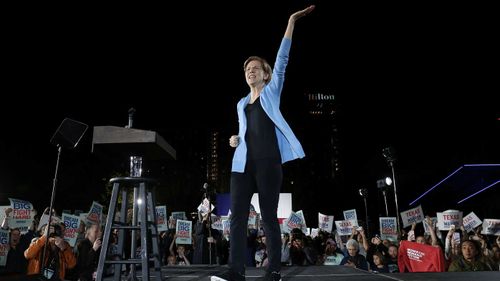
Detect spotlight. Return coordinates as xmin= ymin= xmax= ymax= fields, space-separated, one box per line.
xmin=377 ymin=177 xmax=392 ymax=217
xmin=385 ymin=177 xmax=393 ymax=186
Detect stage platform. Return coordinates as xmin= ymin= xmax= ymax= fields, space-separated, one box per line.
xmin=103 ymin=265 xmax=499 ymax=281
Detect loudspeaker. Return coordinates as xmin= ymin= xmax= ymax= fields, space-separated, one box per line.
xmin=50 ymin=118 xmax=88 ymax=149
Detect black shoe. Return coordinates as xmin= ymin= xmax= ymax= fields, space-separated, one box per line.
xmin=210 ymin=269 xmax=245 ymax=281
xmin=264 ymin=271 xmax=282 ymax=281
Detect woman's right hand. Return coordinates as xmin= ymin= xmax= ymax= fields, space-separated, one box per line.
xmin=229 ymin=135 xmax=240 ymax=148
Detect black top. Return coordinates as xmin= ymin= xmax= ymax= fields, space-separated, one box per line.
xmin=0 ymin=230 xmax=35 ymax=275
xmin=244 ymin=97 xmax=280 ymax=161
xmin=76 ymin=238 xmax=100 ymax=281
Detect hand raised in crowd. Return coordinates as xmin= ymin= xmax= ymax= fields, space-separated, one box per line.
xmin=473 ymin=226 xmax=482 ymax=236
xmin=93 ymin=237 xmax=102 ymax=251
xmin=411 ymin=222 xmax=417 ymax=231
xmin=424 ymin=216 xmax=435 ymax=230
xmin=407 ymin=230 xmax=415 ymax=242
xmin=4 ymin=207 xmax=13 ymax=216
xmin=44 ymin=225 xmax=54 ymax=237
xmin=450 ymin=237 xmax=460 ymax=256
xmin=292 ymin=238 xmax=304 ymax=249
xmin=446 ymin=225 xmax=455 ymax=239
xmin=350 ymin=227 xmax=359 ymax=237
xmin=54 ymin=236 xmax=67 ymax=251
xmin=229 ymin=135 xmax=240 ymax=148
xmin=371 ymin=236 xmax=382 ymax=246
xmin=178 ymin=246 xmax=186 ymax=258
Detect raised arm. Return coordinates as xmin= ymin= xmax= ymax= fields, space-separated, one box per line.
xmin=284 ymin=5 xmax=315 ymax=39
xmin=169 ymin=234 xmax=177 ymax=256
xmin=1 ymin=208 xmax=12 ymax=229
xmin=424 ymin=217 xmax=438 ymax=246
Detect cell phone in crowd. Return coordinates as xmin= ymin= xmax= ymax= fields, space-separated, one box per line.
xmin=452 ymin=232 xmax=461 ymax=244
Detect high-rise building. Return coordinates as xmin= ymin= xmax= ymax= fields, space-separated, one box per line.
xmin=207 ymin=131 xmax=219 ymax=184
xmin=305 ymin=91 xmax=341 ymax=180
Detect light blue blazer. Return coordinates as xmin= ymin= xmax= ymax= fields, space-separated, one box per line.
xmin=231 ymin=38 xmax=305 ymax=173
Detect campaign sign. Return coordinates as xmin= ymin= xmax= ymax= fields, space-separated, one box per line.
xmin=335 ymin=219 xmax=357 ymax=236
xmin=170 ymin=212 xmax=187 ymax=230
xmin=481 ymin=219 xmax=500 ymax=235
xmin=248 ymin=209 xmax=258 ymax=229
xmin=62 ymin=213 xmax=81 ymax=247
xmin=0 ymin=229 xmax=9 ymax=266
xmin=318 ymin=213 xmax=334 ymax=232
xmin=463 ymin=212 xmax=482 ymax=233
xmin=437 ymin=210 xmax=463 ymax=231
xmin=156 ymin=206 xmax=168 ymax=232
xmin=9 ymin=198 xmax=34 ymax=229
xmin=211 ymin=215 xmax=223 ymax=231
xmin=87 ymin=201 xmax=103 ymax=225
xmin=172 ymin=212 xmax=186 ymax=220
xmin=197 ymin=198 xmax=215 ymax=215
xmin=286 ymin=212 xmax=303 ymax=233
xmin=296 ymin=210 xmax=308 ymax=234
xmin=400 ymin=205 xmax=424 ymax=228
xmin=310 ymin=228 xmax=319 ymax=239
xmin=175 ymin=219 xmax=192 ymax=245
xmin=343 ymin=209 xmax=358 ymax=223
xmin=379 ymin=217 xmax=398 ymax=241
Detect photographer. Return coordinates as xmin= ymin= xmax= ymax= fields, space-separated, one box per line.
xmin=24 ymin=223 xmax=76 ymax=280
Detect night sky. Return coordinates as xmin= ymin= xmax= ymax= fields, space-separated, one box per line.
xmin=1 ymin=1 xmax=499 ymax=224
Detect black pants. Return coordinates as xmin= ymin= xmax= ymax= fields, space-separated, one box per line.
xmin=230 ymin=159 xmax=282 ymax=274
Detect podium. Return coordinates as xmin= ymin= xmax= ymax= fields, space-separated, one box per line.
xmin=92 ymin=126 xmax=176 ymax=161
xmin=92 ymin=126 xmax=176 ymax=281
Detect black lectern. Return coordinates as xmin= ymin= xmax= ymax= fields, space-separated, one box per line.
xmin=92 ymin=126 xmax=175 ymax=281
xmin=92 ymin=125 xmax=176 ymax=161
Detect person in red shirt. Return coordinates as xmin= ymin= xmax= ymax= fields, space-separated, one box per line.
xmin=398 ymin=240 xmax=446 ymax=272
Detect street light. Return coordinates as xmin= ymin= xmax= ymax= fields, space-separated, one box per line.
xmin=377 ymin=177 xmax=392 ymax=217
xmin=358 ymin=188 xmax=369 ymax=237
xmin=382 ymin=146 xmax=401 ymax=233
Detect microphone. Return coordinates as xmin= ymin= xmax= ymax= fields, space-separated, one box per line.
xmin=203 ymin=183 xmax=208 ymax=190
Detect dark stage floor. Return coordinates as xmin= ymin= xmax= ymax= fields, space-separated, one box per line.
xmin=101 ymin=265 xmax=499 ymax=281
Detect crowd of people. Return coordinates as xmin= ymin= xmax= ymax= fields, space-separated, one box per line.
xmin=1 ymin=204 xmax=499 ymax=281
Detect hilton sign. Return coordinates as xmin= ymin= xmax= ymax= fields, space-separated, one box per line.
xmin=307 ymin=93 xmax=335 ymax=101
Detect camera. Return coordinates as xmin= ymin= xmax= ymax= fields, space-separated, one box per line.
xmin=49 ymin=224 xmax=63 ymax=238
